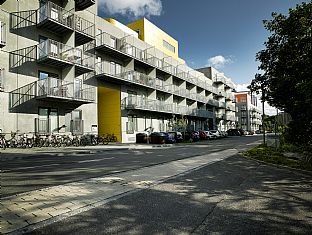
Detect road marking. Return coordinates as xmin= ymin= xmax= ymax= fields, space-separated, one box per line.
xmin=77 ymin=157 xmax=114 ymax=163
xmin=4 ymin=163 xmax=61 ymax=172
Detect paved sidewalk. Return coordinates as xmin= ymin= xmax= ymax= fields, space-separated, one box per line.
xmin=0 ymin=143 xmax=174 ymax=155
xmin=0 ymin=149 xmax=237 ymax=234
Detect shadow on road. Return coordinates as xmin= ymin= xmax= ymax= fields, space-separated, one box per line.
xmin=28 ymin=155 xmax=312 ymax=235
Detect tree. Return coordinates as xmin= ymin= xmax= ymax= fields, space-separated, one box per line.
xmin=249 ymin=2 xmax=312 ymax=144
xmin=168 ymin=114 xmax=188 ymax=137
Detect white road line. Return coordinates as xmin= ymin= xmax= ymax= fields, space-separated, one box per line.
xmin=78 ymin=157 xmax=114 ymax=163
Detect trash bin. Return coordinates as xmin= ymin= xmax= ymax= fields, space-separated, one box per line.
xmin=150 ymin=132 xmax=166 ymax=144
xmin=136 ymin=133 xmax=148 ymax=143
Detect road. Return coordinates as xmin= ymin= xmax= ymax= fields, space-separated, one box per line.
xmin=2 ymin=136 xmax=261 ymax=198
xmin=1 ymin=135 xmax=312 ymax=235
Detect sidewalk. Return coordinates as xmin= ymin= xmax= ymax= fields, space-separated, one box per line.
xmin=0 ymin=149 xmax=237 ymax=234
xmin=0 ymin=143 xmax=174 ymax=155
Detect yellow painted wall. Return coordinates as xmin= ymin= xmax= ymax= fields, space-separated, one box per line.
xmin=127 ymin=18 xmax=179 ymax=60
xmin=98 ymin=87 xmax=121 ymax=142
xmin=105 ymin=18 xmax=139 ymax=37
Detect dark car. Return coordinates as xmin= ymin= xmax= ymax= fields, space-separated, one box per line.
xmin=199 ymin=130 xmax=208 ymax=140
xmin=168 ymin=131 xmax=183 ymax=143
xmin=227 ymin=129 xmax=242 ymax=136
xmin=161 ymin=132 xmax=176 ymax=144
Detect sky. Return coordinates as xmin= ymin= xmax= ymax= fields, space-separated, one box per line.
xmin=97 ymin=0 xmax=309 ymax=115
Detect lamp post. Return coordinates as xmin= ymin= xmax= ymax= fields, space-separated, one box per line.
xmin=261 ymin=87 xmax=266 ymax=145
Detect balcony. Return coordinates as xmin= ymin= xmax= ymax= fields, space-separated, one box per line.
xmin=74 ymin=51 xmax=95 ymax=76
xmin=207 ymin=99 xmax=219 ymax=107
xmin=37 ymin=77 xmax=95 ymax=103
xmin=225 ymin=114 xmax=236 ymax=122
xmin=216 ymin=101 xmax=226 ymax=109
xmin=0 ymin=21 xmax=6 ymax=48
xmin=9 ymin=77 xmax=95 ymax=110
xmin=74 ymin=15 xmax=95 ymax=46
xmin=37 ymin=39 xmax=94 ymax=74
xmin=37 ymin=1 xmax=74 ymax=35
xmin=75 ymin=0 xmax=95 ymax=11
xmin=122 ymin=95 xmax=213 ymax=118
xmin=213 ymin=75 xmax=226 ymax=84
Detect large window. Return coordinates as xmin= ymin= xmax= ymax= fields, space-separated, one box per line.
xmin=163 ymin=40 xmax=175 ymax=53
xmin=127 ymin=115 xmax=137 ymax=134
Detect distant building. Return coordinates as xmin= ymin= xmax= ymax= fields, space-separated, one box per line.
xmin=235 ymin=92 xmax=262 ymax=131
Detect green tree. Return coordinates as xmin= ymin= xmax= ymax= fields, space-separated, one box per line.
xmin=249 ymin=2 xmax=312 ymax=144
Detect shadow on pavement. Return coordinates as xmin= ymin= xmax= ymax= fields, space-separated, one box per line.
xmin=27 ymin=155 xmax=312 ymax=235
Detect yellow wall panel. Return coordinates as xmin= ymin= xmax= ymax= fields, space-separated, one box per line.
xmin=98 ymin=87 xmax=121 ymax=142
xmin=127 ymin=18 xmax=179 ymax=59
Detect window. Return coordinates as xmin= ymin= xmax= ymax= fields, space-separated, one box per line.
xmin=38 ymin=108 xmax=59 ymax=133
xmin=240 ymin=97 xmax=247 ymax=103
xmin=163 ymin=40 xmax=175 ymax=53
xmin=127 ymin=115 xmax=137 ymax=134
xmin=0 ymin=21 xmax=6 ymax=47
xmin=0 ymin=68 xmax=4 ymax=90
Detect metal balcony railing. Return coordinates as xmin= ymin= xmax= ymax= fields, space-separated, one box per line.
xmin=37 ymin=77 xmax=95 ymax=101
xmin=225 ymin=114 xmax=236 ymax=122
xmin=0 ymin=21 xmax=6 ymax=47
xmin=38 ymin=1 xmax=74 ymax=29
xmin=37 ymin=39 xmax=94 ymax=70
xmin=9 ymin=77 xmax=95 ymax=109
xmin=38 ymin=39 xmax=77 ymax=63
xmin=74 ymin=15 xmax=94 ymax=38
xmin=122 ymin=95 xmax=214 ymax=118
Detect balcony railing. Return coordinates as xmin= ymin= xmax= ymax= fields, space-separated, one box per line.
xmin=38 ymin=39 xmax=77 ymax=63
xmin=95 ymin=32 xmax=236 ymax=98
xmin=37 ymin=39 xmax=94 ymax=71
xmin=74 ymin=15 xmax=95 ymax=45
xmin=9 ymin=77 xmax=95 ymax=109
xmin=0 ymin=21 xmax=6 ymax=47
xmin=38 ymin=1 xmax=74 ymax=31
xmin=37 ymin=77 xmax=95 ymax=101
xmin=225 ymin=114 xmax=236 ymax=122
xmin=122 ymin=95 xmax=214 ymax=118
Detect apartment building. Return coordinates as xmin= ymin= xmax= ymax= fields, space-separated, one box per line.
xmin=0 ymin=0 xmax=97 ymax=135
xmin=0 ymin=0 xmax=237 ymax=143
xmin=235 ymin=92 xmax=262 ymax=132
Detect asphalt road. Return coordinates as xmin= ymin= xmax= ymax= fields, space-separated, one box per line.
xmin=27 ymin=155 xmax=312 ymax=235
xmin=2 ymin=136 xmax=261 ymax=198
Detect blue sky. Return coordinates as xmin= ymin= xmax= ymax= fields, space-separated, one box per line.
xmin=98 ymin=0 xmax=308 ymax=95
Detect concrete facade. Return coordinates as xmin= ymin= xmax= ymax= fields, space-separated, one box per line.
xmin=1 ymin=0 xmax=238 ymax=142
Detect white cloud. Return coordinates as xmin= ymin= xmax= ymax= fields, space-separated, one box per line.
xmin=99 ymin=0 xmax=162 ymax=18
xmin=207 ymin=55 xmax=233 ymax=69
xmin=236 ymin=83 xmax=250 ymax=92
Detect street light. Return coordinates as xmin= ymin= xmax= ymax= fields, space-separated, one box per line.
xmin=261 ymin=86 xmax=266 ymax=145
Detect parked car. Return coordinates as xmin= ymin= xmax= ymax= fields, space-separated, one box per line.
xmin=205 ymin=131 xmax=216 ymax=139
xmin=150 ymin=132 xmax=166 ymax=144
xmin=161 ymin=132 xmax=176 ymax=144
xmin=191 ymin=131 xmax=200 ymax=142
xmin=227 ymin=129 xmax=242 ymax=136
xmin=199 ymin=130 xmax=208 ymax=140
xmin=168 ymin=131 xmax=183 ymax=143
xmin=210 ymin=130 xmax=222 ymax=138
